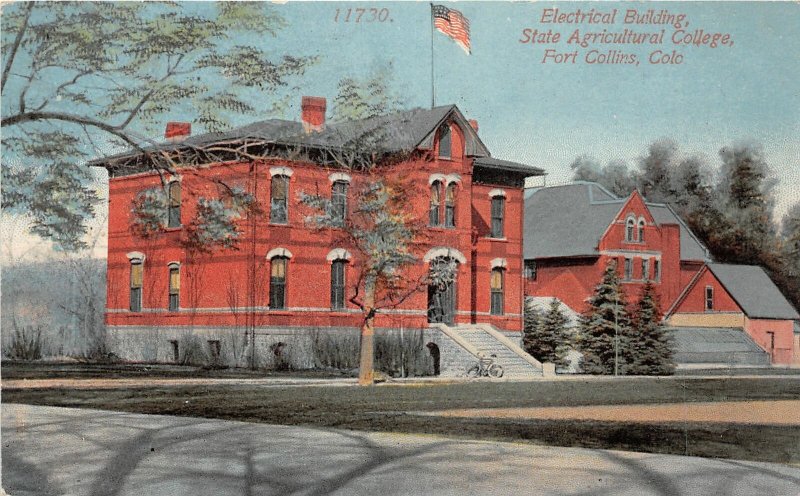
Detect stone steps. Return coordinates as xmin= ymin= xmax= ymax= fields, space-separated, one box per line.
xmin=455 ymin=327 xmax=541 ymax=378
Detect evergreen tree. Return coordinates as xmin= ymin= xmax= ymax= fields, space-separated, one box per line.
xmin=523 ymin=298 xmax=571 ymax=368
xmin=637 ymin=139 xmax=677 ymax=203
xmin=627 ymin=282 xmax=675 ymax=375
xmin=578 ymin=260 xmax=632 ymax=375
xmin=522 ymin=299 xmax=542 ymax=354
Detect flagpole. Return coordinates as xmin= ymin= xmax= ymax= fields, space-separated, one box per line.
xmin=430 ymin=3 xmax=435 ymax=108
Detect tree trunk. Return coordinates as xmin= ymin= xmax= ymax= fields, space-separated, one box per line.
xmin=358 ymin=283 xmax=376 ymax=386
xmin=358 ymin=316 xmax=375 ymax=385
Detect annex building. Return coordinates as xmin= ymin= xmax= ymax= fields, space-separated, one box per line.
xmin=91 ymin=98 xmax=546 ymax=377
xmin=524 ymin=182 xmax=800 ymax=367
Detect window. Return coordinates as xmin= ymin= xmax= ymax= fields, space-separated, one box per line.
xmin=168 ymin=265 xmax=180 ymax=311
xmin=270 ymin=175 xmax=289 ymax=224
xmin=625 ymin=217 xmax=635 ymax=242
xmin=490 ymin=196 xmax=505 ymax=238
xmin=130 ymin=259 xmax=143 ymax=312
xmin=269 ymin=256 xmax=288 ymax=309
xmin=638 ymin=218 xmax=646 ymax=242
xmin=654 ymin=259 xmax=661 ymax=281
xmin=169 ymin=340 xmax=179 ymax=362
xmin=331 ymin=259 xmax=346 ymax=310
xmin=524 ymin=260 xmax=537 ymax=280
xmin=331 ymin=180 xmax=348 ymax=225
xmin=490 ymin=268 xmax=504 ymax=315
xmin=624 ymin=257 xmax=633 ymax=281
xmin=705 ymin=286 xmax=714 ymax=311
xmin=429 ymin=181 xmax=442 ymax=226
xmin=438 ymin=125 xmax=451 ymax=159
xmin=167 ymin=181 xmax=181 ymax=228
xmin=642 ymin=258 xmax=650 ymax=281
xmin=445 ymin=183 xmax=456 ymax=228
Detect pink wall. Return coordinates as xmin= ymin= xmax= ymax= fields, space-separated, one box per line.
xmin=745 ymin=318 xmax=795 ymax=365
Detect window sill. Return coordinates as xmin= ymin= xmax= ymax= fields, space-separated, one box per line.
xmin=486 ymin=237 xmax=508 ymax=242
xmin=164 ymin=226 xmax=182 ymax=232
xmin=269 ymin=222 xmax=290 ymax=227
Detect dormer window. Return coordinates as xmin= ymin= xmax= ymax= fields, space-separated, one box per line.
xmin=638 ymin=218 xmax=646 ymax=242
xmin=438 ymin=124 xmax=451 ymax=159
xmin=625 ymin=217 xmax=635 ymax=242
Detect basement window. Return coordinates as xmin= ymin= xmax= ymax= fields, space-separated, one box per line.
xmin=169 ymin=340 xmax=179 ymax=362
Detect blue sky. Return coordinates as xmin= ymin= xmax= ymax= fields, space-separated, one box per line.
xmin=270 ymin=2 xmax=800 ymax=200
xmin=262 ymin=1 xmax=798 ymax=208
xmin=3 ymin=1 xmax=799 ymax=259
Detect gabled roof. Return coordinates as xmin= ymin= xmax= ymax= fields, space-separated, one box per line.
xmin=706 ymin=263 xmax=800 ymax=320
xmin=523 ymin=181 xmax=709 ymax=261
xmin=647 ymin=203 xmax=708 ymax=261
xmin=88 ymin=105 xmax=542 ymax=177
xmin=523 ymin=182 xmax=620 ymax=259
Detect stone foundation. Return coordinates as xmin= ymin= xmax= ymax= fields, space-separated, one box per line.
xmin=106 ymin=325 xmax=483 ymax=377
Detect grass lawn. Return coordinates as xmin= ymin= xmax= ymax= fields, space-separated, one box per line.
xmin=1 ymin=360 xmax=350 ymax=380
xmin=4 ymin=371 xmax=800 ymax=465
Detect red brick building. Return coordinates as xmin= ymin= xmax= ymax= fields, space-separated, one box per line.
xmin=523 ymin=182 xmax=799 ymax=366
xmin=91 ymin=99 xmax=544 ymax=371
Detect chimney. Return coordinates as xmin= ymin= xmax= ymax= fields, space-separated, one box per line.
xmin=165 ymin=122 xmax=191 ymax=141
xmin=468 ymin=119 xmax=479 ymax=133
xmin=301 ymin=96 xmax=327 ymax=133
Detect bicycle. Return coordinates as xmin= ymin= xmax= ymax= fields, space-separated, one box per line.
xmin=466 ymin=356 xmax=504 ymax=378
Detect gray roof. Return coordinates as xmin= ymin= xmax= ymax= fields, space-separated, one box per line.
xmin=707 ymin=263 xmax=800 ymax=320
xmin=524 ymin=183 xmax=620 ymax=259
xmin=89 ymin=105 xmax=546 ymax=177
xmin=474 ymin=156 xmax=544 ymax=175
xmin=666 ymin=327 xmax=771 ymax=365
xmin=648 ymin=204 xmax=708 ymax=261
xmin=523 ymin=182 xmax=709 ymax=261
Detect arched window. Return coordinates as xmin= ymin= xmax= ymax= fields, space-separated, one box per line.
xmin=438 ymin=124 xmax=451 ymax=159
xmin=625 ymin=217 xmax=635 ymax=242
xmin=269 ymin=256 xmax=288 ymax=309
xmin=445 ymin=183 xmax=456 ymax=228
xmin=490 ymin=268 xmax=504 ymax=315
xmin=490 ymin=195 xmax=505 ymax=238
xmin=429 ymin=181 xmax=442 ymax=226
xmin=129 ymin=258 xmax=143 ymax=312
xmin=167 ymin=181 xmax=181 ymax=228
xmin=168 ymin=264 xmax=180 ymax=311
xmin=331 ymin=259 xmax=347 ymax=310
xmin=638 ymin=218 xmax=646 ymax=242
xmin=270 ymin=175 xmax=289 ymax=224
xmin=331 ymin=180 xmax=348 ymax=225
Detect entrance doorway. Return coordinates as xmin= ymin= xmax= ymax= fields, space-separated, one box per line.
xmin=427 ymin=257 xmax=456 ymax=325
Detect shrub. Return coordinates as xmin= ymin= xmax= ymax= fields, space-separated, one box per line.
xmin=3 ymin=324 xmax=45 ymax=360
xmin=375 ymin=329 xmax=430 ymax=377
xmin=310 ymin=329 xmax=360 ymax=370
xmin=179 ymin=335 xmax=208 ymax=366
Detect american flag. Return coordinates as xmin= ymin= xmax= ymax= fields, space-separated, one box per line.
xmin=432 ymin=4 xmax=471 ymax=54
